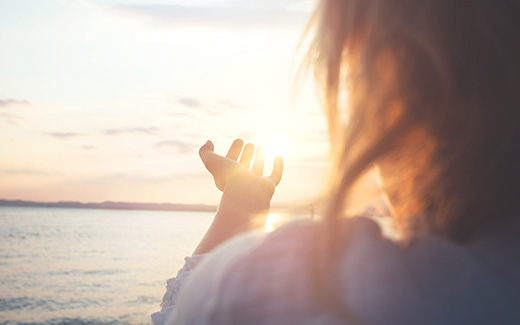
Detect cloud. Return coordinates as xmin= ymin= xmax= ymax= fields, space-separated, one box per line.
xmin=0 ymin=98 xmax=30 ymax=107
xmin=114 ymin=4 xmax=310 ymax=30
xmin=105 ymin=127 xmax=160 ymax=136
xmin=82 ymin=145 xmax=96 ymax=150
xmin=46 ymin=132 xmax=85 ymax=139
xmin=90 ymin=170 xmax=209 ymax=185
xmin=172 ymin=97 xmax=221 ymax=116
xmin=0 ymin=98 xmax=29 ymax=125
xmin=176 ymin=98 xmax=202 ymax=108
xmin=220 ymin=99 xmax=248 ymax=110
xmin=156 ymin=140 xmax=197 ymax=154
xmin=172 ymin=97 xmax=249 ymax=116
xmin=0 ymin=168 xmax=60 ymax=176
xmin=0 ymin=112 xmax=22 ymax=126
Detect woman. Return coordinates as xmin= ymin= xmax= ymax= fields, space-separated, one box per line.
xmin=153 ymin=1 xmax=520 ymax=324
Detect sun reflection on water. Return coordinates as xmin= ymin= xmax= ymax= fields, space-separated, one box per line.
xmin=264 ymin=213 xmax=286 ymax=232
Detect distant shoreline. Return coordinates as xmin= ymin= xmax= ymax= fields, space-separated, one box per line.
xmin=0 ymin=199 xmax=217 ymax=212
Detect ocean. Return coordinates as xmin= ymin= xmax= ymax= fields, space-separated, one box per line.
xmin=0 ymin=206 xmax=218 ymax=324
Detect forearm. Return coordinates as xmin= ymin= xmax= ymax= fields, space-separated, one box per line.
xmin=193 ymin=191 xmax=270 ymax=255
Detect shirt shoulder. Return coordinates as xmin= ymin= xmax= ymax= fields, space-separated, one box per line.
xmin=171 ymin=217 xmax=391 ymax=324
xmin=170 ymin=217 xmax=520 ymax=324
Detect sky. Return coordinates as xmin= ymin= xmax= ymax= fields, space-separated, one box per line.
xmin=0 ymin=0 xmax=332 ymax=206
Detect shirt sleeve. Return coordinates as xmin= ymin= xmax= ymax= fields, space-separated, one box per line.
xmin=166 ymin=231 xmax=265 ymax=325
xmin=151 ymin=254 xmax=206 ymax=325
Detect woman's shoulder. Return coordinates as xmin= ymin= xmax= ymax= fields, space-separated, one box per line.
xmin=172 ymin=217 xmax=401 ymax=324
xmin=172 ymin=216 xmax=520 ymax=324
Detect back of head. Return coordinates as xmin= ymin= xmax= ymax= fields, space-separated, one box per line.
xmin=310 ymin=0 xmax=520 ymax=241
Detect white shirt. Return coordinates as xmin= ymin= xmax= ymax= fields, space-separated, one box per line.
xmin=153 ymin=217 xmax=520 ymax=324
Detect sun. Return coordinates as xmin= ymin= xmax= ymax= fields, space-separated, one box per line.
xmin=256 ymin=133 xmax=292 ymax=161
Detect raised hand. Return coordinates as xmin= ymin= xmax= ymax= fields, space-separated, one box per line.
xmin=193 ymin=139 xmax=284 ymax=254
xmin=199 ymin=138 xmax=283 ymax=197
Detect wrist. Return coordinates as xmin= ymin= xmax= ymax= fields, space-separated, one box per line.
xmin=214 ymin=194 xmax=270 ymax=233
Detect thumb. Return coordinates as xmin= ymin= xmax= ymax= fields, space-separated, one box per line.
xmin=199 ymin=140 xmax=214 ymax=164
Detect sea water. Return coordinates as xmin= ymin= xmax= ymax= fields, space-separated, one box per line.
xmin=0 ymin=207 xmax=216 ymax=324
xmin=0 ymin=205 xmax=394 ymax=324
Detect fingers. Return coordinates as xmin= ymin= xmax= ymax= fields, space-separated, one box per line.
xmin=200 ymin=140 xmax=283 ymax=188
xmin=251 ymin=146 xmax=265 ymax=176
xmin=268 ymin=156 xmax=284 ymax=186
xmin=225 ymin=138 xmax=243 ymax=161
xmin=199 ymin=140 xmax=233 ymax=179
xmin=199 ymin=140 xmax=214 ymax=163
xmin=239 ymin=143 xmax=255 ymax=168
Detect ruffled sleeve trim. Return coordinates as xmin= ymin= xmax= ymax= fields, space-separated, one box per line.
xmin=151 ymin=254 xmax=206 ymax=325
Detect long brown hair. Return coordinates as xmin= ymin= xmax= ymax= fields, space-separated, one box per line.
xmin=307 ymin=0 xmax=520 ymax=319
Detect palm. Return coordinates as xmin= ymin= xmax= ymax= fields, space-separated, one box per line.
xmin=199 ymin=139 xmax=283 ymax=195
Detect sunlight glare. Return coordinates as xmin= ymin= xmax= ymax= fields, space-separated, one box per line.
xmin=264 ymin=213 xmax=284 ymax=232
xmin=257 ymin=133 xmax=292 ymax=161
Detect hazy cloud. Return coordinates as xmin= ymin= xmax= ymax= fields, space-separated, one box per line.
xmin=82 ymin=145 xmax=96 ymax=150
xmin=0 ymin=112 xmax=22 ymax=126
xmin=0 ymin=98 xmax=29 ymax=125
xmin=0 ymin=168 xmax=59 ymax=176
xmin=156 ymin=140 xmax=196 ymax=154
xmin=0 ymin=98 xmax=30 ymax=107
xmin=172 ymin=97 xmax=249 ymax=116
xmin=220 ymin=99 xmax=248 ymax=110
xmin=105 ymin=127 xmax=160 ymax=136
xmin=176 ymin=98 xmax=202 ymax=108
xmin=172 ymin=97 xmax=221 ymax=116
xmin=92 ymin=170 xmax=209 ymax=186
xmin=46 ymin=132 xmax=85 ymax=139
xmin=115 ymin=4 xmax=309 ymax=30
